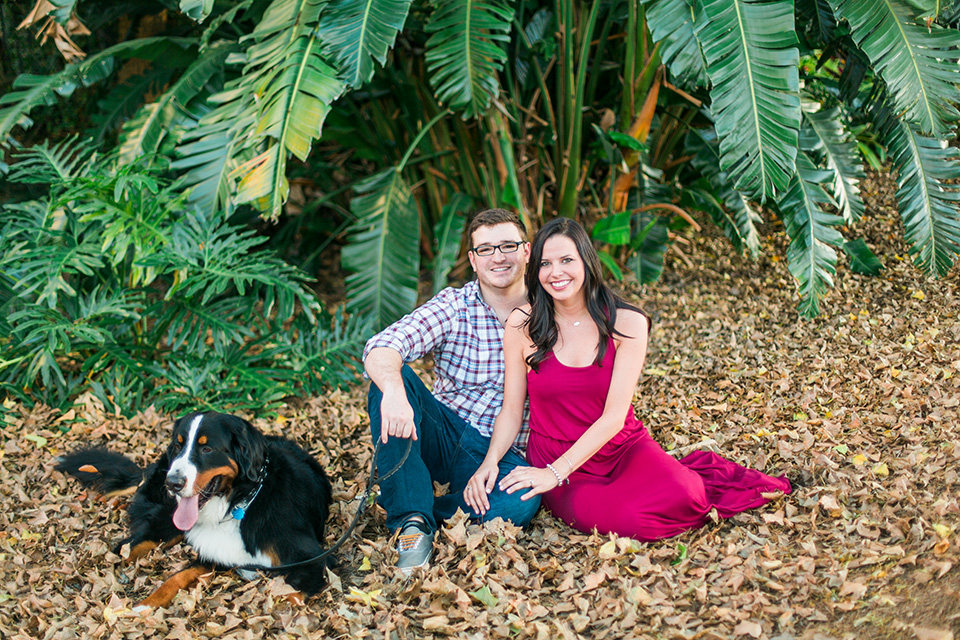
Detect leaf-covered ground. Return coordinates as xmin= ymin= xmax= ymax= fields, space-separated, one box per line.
xmin=2 ymin=172 xmax=959 ymax=639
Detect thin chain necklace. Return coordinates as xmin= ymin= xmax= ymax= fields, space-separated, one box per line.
xmin=557 ymin=309 xmax=589 ymax=327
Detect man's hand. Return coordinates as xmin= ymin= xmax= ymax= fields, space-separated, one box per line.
xmin=365 ymin=347 xmax=417 ymax=443
xmin=379 ymin=387 xmax=417 ymax=443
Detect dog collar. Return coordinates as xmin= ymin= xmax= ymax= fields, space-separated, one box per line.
xmin=231 ymin=456 xmax=268 ymax=521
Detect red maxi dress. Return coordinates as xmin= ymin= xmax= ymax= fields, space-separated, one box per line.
xmin=525 ymin=339 xmax=791 ymax=541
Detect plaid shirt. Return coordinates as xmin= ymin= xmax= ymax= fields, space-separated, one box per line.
xmin=364 ymin=280 xmax=529 ymax=451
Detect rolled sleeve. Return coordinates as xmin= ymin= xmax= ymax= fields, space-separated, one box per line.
xmin=363 ymin=287 xmax=462 ymax=364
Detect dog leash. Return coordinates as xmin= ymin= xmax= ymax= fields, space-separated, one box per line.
xmin=234 ymin=436 xmax=412 ymax=573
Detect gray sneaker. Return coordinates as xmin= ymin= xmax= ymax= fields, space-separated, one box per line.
xmin=396 ymin=519 xmax=433 ymax=576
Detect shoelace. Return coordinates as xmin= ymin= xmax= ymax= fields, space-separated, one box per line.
xmin=397 ymin=531 xmax=425 ymax=551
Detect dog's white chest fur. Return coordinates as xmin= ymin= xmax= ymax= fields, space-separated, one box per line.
xmin=184 ymin=496 xmax=272 ymax=568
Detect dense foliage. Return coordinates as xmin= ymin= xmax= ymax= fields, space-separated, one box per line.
xmin=0 ymin=139 xmax=369 ymax=412
xmin=2 ymin=0 xmax=960 ymax=406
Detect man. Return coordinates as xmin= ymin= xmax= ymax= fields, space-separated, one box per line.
xmin=364 ymin=208 xmax=540 ymax=575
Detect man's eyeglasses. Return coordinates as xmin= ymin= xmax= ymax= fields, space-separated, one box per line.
xmin=470 ymin=241 xmax=524 ymax=257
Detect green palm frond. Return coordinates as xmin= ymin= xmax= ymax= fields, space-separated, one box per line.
xmin=117 ymin=42 xmax=234 ymax=165
xmin=230 ymin=0 xmax=344 ymax=217
xmin=10 ymin=237 xmax=105 ymax=309
xmin=777 ymin=153 xmax=846 ymax=317
xmin=342 ymin=167 xmax=420 ymax=329
xmin=843 ymin=237 xmax=884 ymax=275
xmin=172 ymin=90 xmax=254 ymax=216
xmin=514 ymin=7 xmax=552 ymax=88
xmin=687 ymin=129 xmax=763 ymax=258
xmin=150 ymin=296 xmax=257 ymax=358
xmin=8 ymin=136 xmax=98 ymax=184
xmin=424 ymin=0 xmax=513 ymax=119
xmin=275 ymin=309 xmax=372 ymax=394
xmin=318 ymin=0 xmax=414 ymax=88
xmin=628 ymin=213 xmax=671 ymax=285
xmin=87 ymin=70 xmax=172 ymax=144
xmin=6 ymin=285 xmax=140 ymax=393
xmin=0 ymin=38 xmax=195 ymax=153
xmin=829 ymin=0 xmax=960 ymax=138
xmin=151 ymin=347 xmax=292 ymax=414
xmin=695 ymin=0 xmax=801 ymax=202
xmin=141 ymin=209 xmax=320 ymax=320
xmin=200 ymin=0 xmax=257 ymax=51
xmin=880 ymin=108 xmax=960 ymax=277
xmin=0 ymin=268 xmax=20 ymax=336
xmin=432 ymin=192 xmax=471 ymax=294
xmin=181 ymin=0 xmax=216 ymax=21
xmin=800 ymin=102 xmax=865 ymax=224
xmin=796 ymin=0 xmax=838 ymax=46
xmin=71 ymin=171 xmax=179 ymax=288
xmin=643 ymin=0 xmax=708 ymax=88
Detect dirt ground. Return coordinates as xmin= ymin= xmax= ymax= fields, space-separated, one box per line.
xmin=1 ymin=171 xmax=959 ymax=639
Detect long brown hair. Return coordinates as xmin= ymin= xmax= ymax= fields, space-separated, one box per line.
xmin=523 ymin=218 xmax=649 ymax=370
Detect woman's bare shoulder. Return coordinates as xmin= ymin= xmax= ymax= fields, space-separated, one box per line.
xmin=614 ymin=307 xmax=650 ymax=341
xmin=506 ymin=304 xmax=531 ymax=328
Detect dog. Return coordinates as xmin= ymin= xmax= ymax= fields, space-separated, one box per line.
xmin=55 ymin=411 xmax=333 ymax=608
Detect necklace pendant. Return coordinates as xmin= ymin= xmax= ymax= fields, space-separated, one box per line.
xmin=573 ymin=321 xmax=581 ymax=327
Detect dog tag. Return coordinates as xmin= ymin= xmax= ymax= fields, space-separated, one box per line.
xmin=232 ymin=506 xmax=246 ymax=520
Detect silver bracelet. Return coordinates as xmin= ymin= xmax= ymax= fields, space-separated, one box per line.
xmin=560 ymin=453 xmax=574 ymax=470
xmin=546 ymin=463 xmax=569 ymax=487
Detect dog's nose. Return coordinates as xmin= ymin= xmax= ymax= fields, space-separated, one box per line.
xmin=166 ymin=472 xmax=186 ymax=494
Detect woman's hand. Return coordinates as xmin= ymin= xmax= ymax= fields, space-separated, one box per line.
xmin=464 ymin=459 xmax=500 ymax=516
xmin=499 ymin=466 xmax=559 ymax=501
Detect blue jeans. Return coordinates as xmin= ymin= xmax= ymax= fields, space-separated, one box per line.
xmin=368 ymin=365 xmax=540 ymax=532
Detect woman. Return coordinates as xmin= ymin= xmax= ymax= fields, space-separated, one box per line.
xmin=464 ymin=218 xmax=790 ymax=540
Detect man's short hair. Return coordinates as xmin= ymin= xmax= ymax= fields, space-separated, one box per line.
xmin=466 ymin=208 xmax=527 ymax=245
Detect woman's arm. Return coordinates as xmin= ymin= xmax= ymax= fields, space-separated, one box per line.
xmin=464 ymin=309 xmax=531 ymax=514
xmin=501 ymin=309 xmax=649 ymax=491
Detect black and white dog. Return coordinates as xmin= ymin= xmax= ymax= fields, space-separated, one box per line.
xmin=56 ymin=411 xmax=333 ymax=608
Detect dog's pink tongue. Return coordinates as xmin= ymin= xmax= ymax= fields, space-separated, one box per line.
xmin=173 ymin=496 xmax=199 ymax=531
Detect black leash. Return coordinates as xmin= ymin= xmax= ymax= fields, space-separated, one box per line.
xmin=235 ymin=437 xmax=412 ymax=574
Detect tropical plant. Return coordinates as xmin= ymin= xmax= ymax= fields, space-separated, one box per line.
xmin=1 ymin=0 xmax=958 ymax=348
xmin=0 ymin=140 xmax=369 ymax=413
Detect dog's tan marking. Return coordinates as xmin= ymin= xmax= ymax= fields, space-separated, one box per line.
xmin=198 ymin=435 xmax=207 ymax=445
xmin=125 ymin=541 xmax=158 ymax=563
xmin=78 ymin=464 xmax=98 ymax=473
xmin=263 ymin=546 xmax=281 ymax=567
xmin=123 ymin=535 xmax=184 ymax=564
xmin=138 ymin=565 xmax=212 ymax=609
xmin=262 ymin=547 xmax=305 ymax=605
xmin=102 ymin=486 xmax=138 ymax=500
xmin=192 ymin=462 xmax=238 ymax=494
xmin=177 ymin=434 xmax=184 ymax=444
xmin=161 ymin=535 xmax=184 ymax=550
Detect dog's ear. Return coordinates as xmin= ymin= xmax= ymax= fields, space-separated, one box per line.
xmin=227 ymin=415 xmax=266 ymax=482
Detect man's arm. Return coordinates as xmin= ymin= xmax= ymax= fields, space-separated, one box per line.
xmin=365 ymin=346 xmax=417 ymax=442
